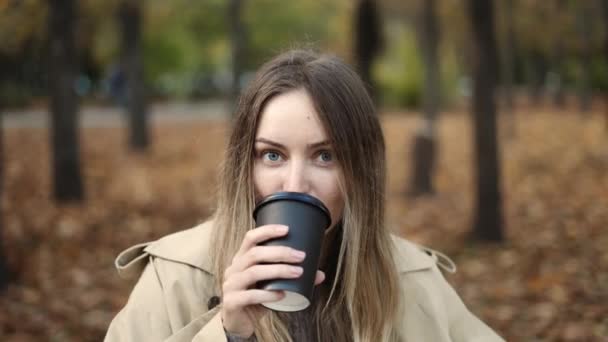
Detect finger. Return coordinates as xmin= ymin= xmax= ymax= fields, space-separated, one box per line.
xmin=224 ymin=264 xmax=303 ymax=291
xmin=314 ymin=270 xmax=325 ymax=285
xmin=223 ymin=289 xmax=286 ymax=310
xmin=234 ymin=245 xmax=305 ymax=271
xmin=235 ymin=225 xmax=289 ymax=258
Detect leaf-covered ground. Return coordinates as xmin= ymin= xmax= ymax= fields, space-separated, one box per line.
xmin=2 ymin=109 xmax=607 ymax=341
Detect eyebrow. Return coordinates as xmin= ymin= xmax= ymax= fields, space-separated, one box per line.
xmin=255 ymin=137 xmax=331 ymax=149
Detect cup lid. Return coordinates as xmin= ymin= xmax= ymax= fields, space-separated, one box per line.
xmin=253 ymin=192 xmax=331 ymax=226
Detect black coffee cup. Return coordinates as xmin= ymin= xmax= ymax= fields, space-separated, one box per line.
xmin=253 ymin=192 xmax=331 ymax=312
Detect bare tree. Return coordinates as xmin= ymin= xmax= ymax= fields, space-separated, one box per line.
xmin=551 ymin=0 xmax=567 ymax=108
xmin=49 ymin=0 xmax=84 ymax=201
xmin=119 ymin=0 xmax=149 ymax=150
xmin=229 ymin=0 xmax=246 ymax=108
xmin=0 ymin=104 xmax=8 ymax=290
xmin=529 ymin=52 xmax=548 ymax=106
xmin=577 ymin=1 xmax=593 ymax=114
xmin=408 ymin=0 xmax=440 ymax=196
xmin=602 ymin=0 xmax=608 ymax=131
xmin=501 ymin=0 xmax=517 ymax=138
xmin=467 ymin=0 xmax=504 ymax=241
xmin=354 ymin=0 xmax=383 ymax=101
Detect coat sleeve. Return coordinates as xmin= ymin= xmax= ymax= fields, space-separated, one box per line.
xmin=104 ymin=258 xmax=228 ymax=342
xmin=432 ymin=265 xmax=505 ymax=342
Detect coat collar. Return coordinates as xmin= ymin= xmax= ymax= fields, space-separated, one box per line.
xmin=114 ymin=221 xmax=215 ymax=279
xmin=391 ymin=235 xmax=457 ymax=273
xmin=144 ymin=220 xmax=215 ymax=273
xmin=391 ymin=235 xmax=436 ymax=273
xmin=114 ymin=220 xmax=450 ymax=278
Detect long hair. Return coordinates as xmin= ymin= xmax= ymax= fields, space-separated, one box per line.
xmin=210 ymin=50 xmax=400 ymax=342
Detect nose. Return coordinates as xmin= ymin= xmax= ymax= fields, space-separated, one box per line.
xmin=283 ymin=160 xmax=310 ymax=194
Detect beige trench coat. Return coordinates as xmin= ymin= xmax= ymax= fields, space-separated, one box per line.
xmin=104 ymin=221 xmax=504 ymax=341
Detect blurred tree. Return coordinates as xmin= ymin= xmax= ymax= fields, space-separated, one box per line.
xmin=119 ymin=0 xmax=149 ymax=150
xmin=242 ymin=1 xmax=344 ymax=73
xmin=502 ymin=0 xmax=517 ymax=106
xmin=499 ymin=0 xmax=517 ymax=139
xmin=0 ymin=1 xmax=48 ymax=107
xmin=49 ymin=0 xmax=84 ymax=202
xmin=0 ymin=1 xmax=345 ymax=102
xmin=374 ymin=24 xmax=425 ymax=108
xmin=468 ymin=0 xmax=504 ymax=241
xmin=503 ymin=0 xmax=516 ymax=113
xmin=0 ymin=103 xmax=7 ymax=290
xmin=529 ymin=52 xmax=548 ymax=106
xmin=354 ymin=0 xmax=384 ymax=101
xmin=517 ymin=2 xmax=552 ymax=106
xmin=602 ymin=0 xmax=608 ymax=131
xmin=408 ymin=0 xmax=440 ymax=196
xmin=229 ymin=0 xmax=246 ymax=107
xmin=550 ymin=0 xmax=567 ymax=108
xmin=577 ymin=1 xmax=593 ymax=114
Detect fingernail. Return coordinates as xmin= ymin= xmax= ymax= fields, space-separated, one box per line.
xmin=292 ymin=250 xmax=305 ymax=259
xmin=276 ymin=225 xmax=288 ymax=233
xmin=292 ymin=266 xmax=303 ymax=275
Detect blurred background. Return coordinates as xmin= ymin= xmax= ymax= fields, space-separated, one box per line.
xmin=1 ymin=0 xmax=607 ymax=340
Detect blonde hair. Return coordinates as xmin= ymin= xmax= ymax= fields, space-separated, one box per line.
xmin=210 ymin=50 xmax=401 ymax=341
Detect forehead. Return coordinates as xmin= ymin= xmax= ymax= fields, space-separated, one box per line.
xmin=255 ymin=89 xmax=328 ymax=142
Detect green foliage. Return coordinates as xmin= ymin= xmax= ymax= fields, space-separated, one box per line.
xmin=375 ymin=22 xmax=462 ymax=109
xmin=0 ymin=0 xmax=47 ymax=56
xmin=375 ymin=24 xmax=423 ymax=108
xmin=139 ymin=0 xmax=227 ymax=97
xmin=557 ymin=53 xmax=608 ymax=92
xmin=440 ymin=48 xmax=463 ymax=105
xmin=244 ymin=0 xmax=341 ymax=69
xmin=137 ymin=0 xmax=344 ymax=97
xmin=590 ymin=57 xmax=608 ymax=91
xmin=2 ymin=0 xmax=608 ymax=106
xmin=135 ymin=0 xmax=342 ymax=98
xmin=143 ymin=25 xmax=197 ymax=80
xmin=0 ymin=83 xmax=32 ymax=108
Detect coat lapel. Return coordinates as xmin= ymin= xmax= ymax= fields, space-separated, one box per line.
xmin=391 ymin=235 xmax=436 ymax=273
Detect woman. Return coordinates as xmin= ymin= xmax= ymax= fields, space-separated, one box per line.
xmin=105 ymin=50 xmax=503 ymax=341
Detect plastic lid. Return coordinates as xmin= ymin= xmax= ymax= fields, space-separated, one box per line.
xmin=253 ymin=192 xmax=331 ymax=226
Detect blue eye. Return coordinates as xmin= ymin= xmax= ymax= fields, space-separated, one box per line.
xmin=319 ymin=151 xmax=333 ymax=162
xmin=264 ymin=151 xmax=281 ymax=162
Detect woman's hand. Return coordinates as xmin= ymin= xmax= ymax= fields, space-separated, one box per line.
xmin=220 ymin=224 xmax=325 ymax=338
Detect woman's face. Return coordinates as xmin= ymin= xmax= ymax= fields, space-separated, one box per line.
xmin=253 ymin=89 xmax=344 ymax=228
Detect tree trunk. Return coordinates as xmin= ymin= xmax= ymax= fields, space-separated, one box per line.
xmin=502 ymin=0 xmax=516 ymax=114
xmin=120 ymin=0 xmax=149 ymax=151
xmin=408 ymin=0 xmax=440 ymax=196
xmin=467 ymin=0 xmax=504 ymax=241
xmin=354 ymin=0 xmax=383 ymax=102
xmin=577 ymin=2 xmax=593 ymax=114
xmin=0 ymin=103 xmax=8 ymax=290
xmin=228 ymin=0 xmax=245 ymax=109
xmin=529 ymin=52 xmax=547 ymax=107
xmin=551 ymin=40 xmax=566 ymax=108
xmin=602 ymin=0 xmax=608 ymax=132
xmin=549 ymin=0 xmax=567 ymax=109
xmin=499 ymin=0 xmax=517 ymax=139
xmin=49 ymin=0 xmax=84 ymax=202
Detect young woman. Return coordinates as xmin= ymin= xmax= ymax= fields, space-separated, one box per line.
xmin=105 ymin=50 xmax=504 ymax=342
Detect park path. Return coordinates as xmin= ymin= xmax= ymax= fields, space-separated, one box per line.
xmin=3 ymin=100 xmax=230 ymax=129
